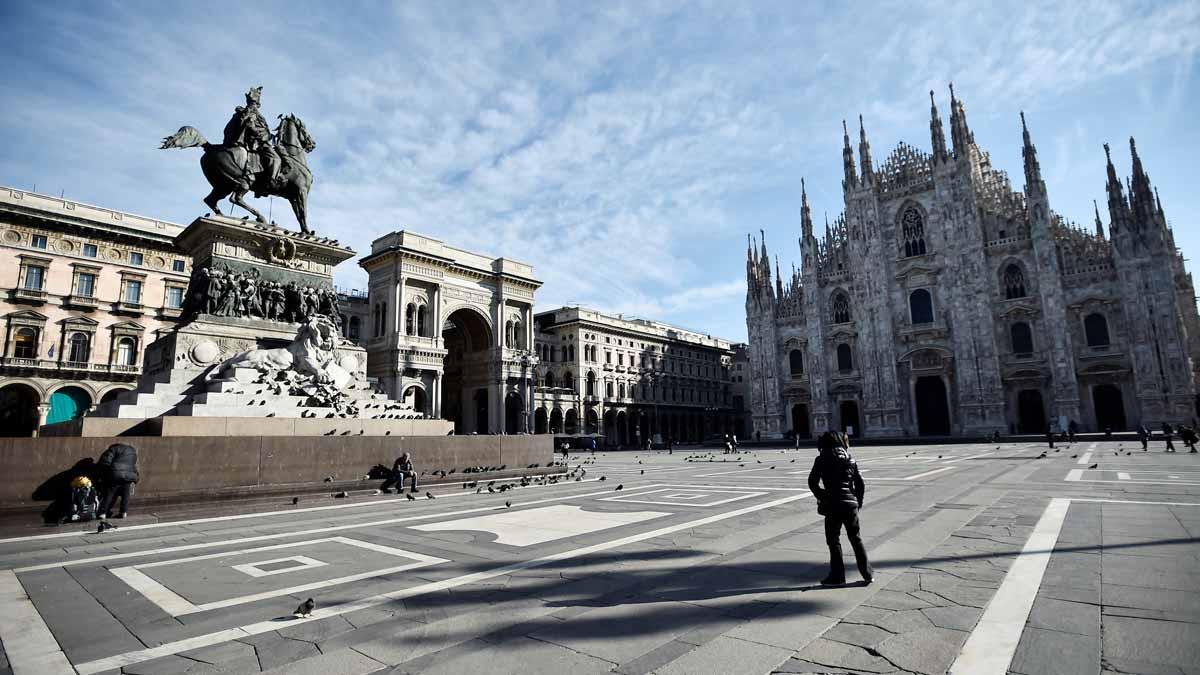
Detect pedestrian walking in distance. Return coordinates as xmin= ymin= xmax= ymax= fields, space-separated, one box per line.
xmin=1162 ymin=422 xmax=1176 ymax=453
xmin=1045 ymin=422 xmax=1055 ymax=449
xmin=1067 ymin=420 xmax=1078 ymax=444
xmin=1180 ymin=425 xmax=1198 ymax=453
xmin=1138 ymin=425 xmax=1150 ymax=451
xmin=97 ymin=442 xmax=139 ymax=519
xmin=382 ymin=452 xmax=419 ymax=493
xmin=808 ymin=431 xmax=872 ymax=586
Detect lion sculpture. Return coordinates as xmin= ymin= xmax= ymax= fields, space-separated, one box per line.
xmin=211 ymin=316 xmax=352 ymax=390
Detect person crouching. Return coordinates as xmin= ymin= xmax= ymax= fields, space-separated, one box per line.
xmin=808 ymin=431 xmax=872 ymax=586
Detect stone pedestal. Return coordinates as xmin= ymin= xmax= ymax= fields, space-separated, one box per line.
xmin=70 ymin=216 xmax=441 ymax=436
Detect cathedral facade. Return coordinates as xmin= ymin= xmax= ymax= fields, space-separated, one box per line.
xmin=746 ymin=88 xmax=1200 ymax=439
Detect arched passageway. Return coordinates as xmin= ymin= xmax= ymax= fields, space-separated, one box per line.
xmin=534 ymin=407 xmax=548 ymax=434
xmin=47 ymin=386 xmax=91 ymax=426
xmin=504 ymin=392 xmax=523 ymax=434
xmin=564 ymin=409 xmax=579 ymax=435
xmin=441 ymin=308 xmax=493 ymax=433
xmin=585 ymin=409 xmax=598 ymax=435
xmin=616 ymin=411 xmax=628 ymax=446
xmin=549 ymin=408 xmax=563 ymax=434
xmin=402 ymin=386 xmax=427 ymax=416
xmin=914 ymin=377 xmax=951 ymax=435
xmin=0 ymin=384 xmax=40 ymax=436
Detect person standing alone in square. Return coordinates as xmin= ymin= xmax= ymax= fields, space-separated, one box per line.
xmin=808 ymin=431 xmax=872 ymax=585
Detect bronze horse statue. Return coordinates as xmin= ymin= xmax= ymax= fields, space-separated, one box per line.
xmin=160 ymin=114 xmax=316 ymax=233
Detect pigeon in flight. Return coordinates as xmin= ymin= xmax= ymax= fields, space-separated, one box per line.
xmin=293 ymin=598 xmax=315 ymax=618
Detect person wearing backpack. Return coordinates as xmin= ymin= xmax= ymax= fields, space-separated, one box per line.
xmin=97 ymin=443 xmax=139 ymax=519
xmin=808 ymin=431 xmax=872 ymax=586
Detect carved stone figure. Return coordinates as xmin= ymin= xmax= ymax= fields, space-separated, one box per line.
xmin=210 ymin=316 xmax=352 ymax=390
xmin=160 ymin=87 xmax=317 ymax=234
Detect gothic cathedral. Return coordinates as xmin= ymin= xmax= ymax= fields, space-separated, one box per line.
xmin=745 ymin=87 xmax=1200 ymax=439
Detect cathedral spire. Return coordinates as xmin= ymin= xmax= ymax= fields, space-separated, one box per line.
xmin=800 ymin=177 xmax=813 ymax=239
xmin=775 ymin=257 xmax=783 ymax=297
xmin=1020 ymin=111 xmax=1043 ymax=192
xmin=1104 ymin=142 xmax=1130 ymax=234
xmin=842 ymin=119 xmax=858 ymax=190
xmin=948 ymin=83 xmax=973 ymax=157
xmin=858 ymin=115 xmax=874 ymax=183
xmin=929 ymin=90 xmax=947 ymax=162
xmin=1093 ymin=200 xmax=1105 ymax=239
xmin=1128 ymin=137 xmax=1157 ymax=227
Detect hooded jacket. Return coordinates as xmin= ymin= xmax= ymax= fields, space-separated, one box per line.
xmin=98 ymin=443 xmax=139 ymax=483
xmin=808 ymin=433 xmax=864 ymax=509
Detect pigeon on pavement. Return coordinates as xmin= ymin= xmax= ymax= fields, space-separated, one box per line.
xmin=406 ymin=493 xmax=416 ymax=501
xmin=615 ymin=484 xmax=624 ymax=491
xmin=292 ymin=497 xmax=299 ymax=505
xmin=426 ymin=492 xmax=436 ymax=499
xmin=505 ymin=501 xmax=511 ymax=508
xmin=1088 ymin=463 xmax=1099 ymax=469
xmin=293 ymin=598 xmax=315 ymax=618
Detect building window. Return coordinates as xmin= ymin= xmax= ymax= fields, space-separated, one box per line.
xmin=83 ymin=243 xmax=98 ymax=258
xmin=836 ymin=343 xmax=853 ymax=373
xmin=618 ymin=353 xmax=624 ymax=366
xmin=406 ymin=304 xmax=416 ymax=335
xmin=606 ymin=351 xmax=612 ymax=364
xmin=900 ymin=206 xmax=927 ymax=257
xmin=418 ymin=306 xmax=428 ymax=337
xmin=123 ymin=279 xmax=143 ymax=304
xmin=172 ymin=260 xmax=186 ymax=273
xmin=75 ymin=272 xmax=96 ymax=297
xmin=831 ymin=292 xmax=851 ymax=324
xmin=116 ymin=337 xmax=138 ymax=366
xmin=789 ymin=349 xmax=804 ymax=376
xmin=1003 ymin=264 xmax=1027 ymax=299
xmin=586 ymin=371 xmax=596 ymax=396
xmin=544 ymin=371 xmax=556 ymax=388
xmin=23 ymin=265 xmax=46 ymax=290
xmin=31 ymin=234 xmax=47 ymax=250
xmin=909 ymin=289 xmax=934 ymax=324
xmin=619 ymin=382 xmax=626 ymax=399
xmin=13 ymin=327 xmax=38 ymax=358
xmin=348 ymin=316 xmax=360 ymax=340
xmin=67 ymin=332 xmax=90 ymax=363
xmin=606 ymin=381 xmax=613 ymax=397
xmin=1011 ymin=322 xmax=1034 ymax=355
xmin=166 ymin=286 xmax=184 ymax=309
xmin=563 ymin=371 xmax=574 ymax=390
xmin=1084 ymin=313 xmax=1110 ymax=347
xmin=129 ymin=252 xmax=144 ymax=266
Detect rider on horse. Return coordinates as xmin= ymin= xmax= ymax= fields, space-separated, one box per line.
xmin=222 ymin=86 xmax=281 ymax=197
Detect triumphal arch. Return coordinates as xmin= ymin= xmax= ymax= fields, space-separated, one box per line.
xmin=359 ymin=231 xmax=541 ymax=434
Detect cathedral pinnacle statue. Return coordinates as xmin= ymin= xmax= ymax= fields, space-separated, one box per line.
xmin=160 ymin=86 xmax=317 ymax=234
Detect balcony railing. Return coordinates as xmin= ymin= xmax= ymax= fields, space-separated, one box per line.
xmin=0 ymin=357 xmax=142 ymax=376
xmin=13 ymin=287 xmax=47 ymax=302
xmin=66 ymin=294 xmax=100 ymax=308
xmin=116 ymin=301 xmax=143 ymax=314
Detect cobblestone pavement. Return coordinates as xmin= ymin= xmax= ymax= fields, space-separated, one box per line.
xmin=0 ymin=439 xmax=1197 ymax=674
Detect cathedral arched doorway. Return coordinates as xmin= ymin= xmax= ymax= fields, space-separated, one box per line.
xmin=914 ymin=377 xmax=951 ymax=435
xmin=839 ymin=400 xmax=860 ymax=437
xmin=0 ymin=383 xmax=39 ymax=436
xmin=504 ymin=392 xmax=523 ymax=434
xmin=1093 ymin=384 xmax=1127 ymax=431
xmin=534 ymin=407 xmax=548 ymax=434
xmin=1016 ymin=390 xmax=1047 ymax=434
xmin=791 ymin=404 xmax=810 ymax=438
xmin=441 ymin=308 xmax=493 ymax=433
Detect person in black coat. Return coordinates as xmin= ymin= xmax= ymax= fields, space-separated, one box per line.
xmin=97 ymin=443 xmax=139 ymax=519
xmin=382 ymin=452 xmax=419 ymax=493
xmin=808 ymin=431 xmax=872 ymax=586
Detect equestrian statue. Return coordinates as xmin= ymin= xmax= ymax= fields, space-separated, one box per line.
xmin=160 ymin=87 xmax=316 ymax=234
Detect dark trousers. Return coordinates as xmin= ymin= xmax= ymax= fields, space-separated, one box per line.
xmin=382 ymin=471 xmax=418 ymax=492
xmin=824 ymin=506 xmax=872 ymax=582
xmin=100 ymin=481 xmax=132 ymax=516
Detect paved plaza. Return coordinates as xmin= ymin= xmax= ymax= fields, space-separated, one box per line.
xmin=0 ymin=440 xmax=1197 ymax=675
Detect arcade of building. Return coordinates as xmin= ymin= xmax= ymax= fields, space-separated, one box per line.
xmin=0 ymin=188 xmax=737 ymax=441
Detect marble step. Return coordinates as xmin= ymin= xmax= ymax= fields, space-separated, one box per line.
xmin=174 ymin=403 xmax=423 ymax=419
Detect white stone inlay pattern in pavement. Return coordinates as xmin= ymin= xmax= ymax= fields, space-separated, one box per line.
xmin=232 ymin=555 xmax=328 ymax=578
xmin=410 ymin=504 xmax=669 ymax=546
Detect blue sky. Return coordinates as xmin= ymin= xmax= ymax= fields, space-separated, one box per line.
xmin=1 ymin=1 xmax=1198 ymax=343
